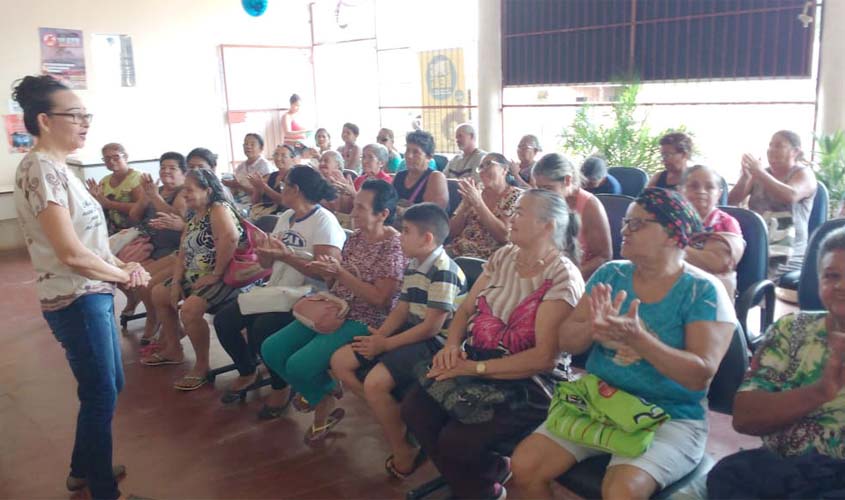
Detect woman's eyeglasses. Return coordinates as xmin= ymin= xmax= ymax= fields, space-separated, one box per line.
xmin=49 ymin=112 xmax=93 ymax=125
xmin=621 ymin=217 xmax=661 ymax=232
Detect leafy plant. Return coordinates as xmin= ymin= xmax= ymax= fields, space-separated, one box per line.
xmin=560 ymin=82 xmax=687 ymax=174
xmin=813 ymin=130 xmax=845 ymax=218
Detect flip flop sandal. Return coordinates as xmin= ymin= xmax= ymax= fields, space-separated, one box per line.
xmin=220 ymin=375 xmax=265 ymax=404
xmin=292 ymin=393 xmax=315 ymax=413
xmin=141 ymin=352 xmax=183 ymax=366
xmin=384 ymin=449 xmax=427 ymax=480
xmin=257 ymin=390 xmax=295 ymax=420
xmin=303 ymin=408 xmax=345 ymax=444
xmin=66 ymin=464 xmax=126 ymax=491
xmin=173 ymin=375 xmax=207 ymax=391
xmin=139 ymin=341 xmax=162 ymax=356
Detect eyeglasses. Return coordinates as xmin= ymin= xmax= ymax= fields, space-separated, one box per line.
xmin=49 ymin=112 xmax=93 ymax=124
xmin=517 ymin=145 xmax=536 ymax=151
xmin=622 ymin=217 xmax=661 ymax=232
xmin=102 ymin=154 xmax=125 ymax=162
xmin=377 ymin=137 xmax=390 ymax=143
xmin=476 ymin=161 xmax=503 ymax=173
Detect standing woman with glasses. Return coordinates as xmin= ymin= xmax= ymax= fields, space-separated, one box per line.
xmin=647 ymin=132 xmax=694 ymax=191
xmin=85 ymin=143 xmax=143 ymax=235
xmin=12 ymin=75 xmax=151 ymax=499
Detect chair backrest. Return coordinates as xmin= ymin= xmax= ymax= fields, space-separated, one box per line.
xmin=808 ymin=181 xmax=829 ymax=238
xmin=433 ymin=154 xmax=448 ymax=172
xmin=797 ymin=218 xmax=845 ymax=311
xmin=254 ymin=214 xmax=280 ymax=233
xmin=607 ymin=167 xmax=648 ymax=197
xmin=596 ymin=194 xmax=634 ymax=259
xmin=446 ymin=179 xmax=463 ymax=216
xmin=718 ymin=176 xmax=729 ymax=206
xmin=708 ymin=324 xmax=750 ymax=415
xmin=343 ymin=169 xmax=359 ymax=180
xmin=718 ymin=206 xmax=768 ymax=301
xmin=454 ymin=256 xmax=486 ymax=290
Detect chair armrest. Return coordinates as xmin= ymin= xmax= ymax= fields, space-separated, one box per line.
xmin=735 ymin=279 xmax=775 ymax=348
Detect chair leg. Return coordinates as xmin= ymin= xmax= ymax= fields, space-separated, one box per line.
xmin=406 ymin=476 xmax=448 ymax=500
xmin=206 ymin=363 xmax=238 ymax=383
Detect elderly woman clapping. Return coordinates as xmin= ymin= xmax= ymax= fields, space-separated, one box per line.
xmin=511 ymin=188 xmax=736 ymax=499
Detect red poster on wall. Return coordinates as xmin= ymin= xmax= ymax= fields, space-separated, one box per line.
xmin=39 ymin=27 xmax=87 ymax=89
xmin=4 ymin=115 xmax=34 ymax=154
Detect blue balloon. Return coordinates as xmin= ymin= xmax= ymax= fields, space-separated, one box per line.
xmin=242 ymin=0 xmax=267 ymax=16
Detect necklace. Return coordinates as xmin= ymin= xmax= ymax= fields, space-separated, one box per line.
xmin=514 ymin=246 xmax=558 ymax=274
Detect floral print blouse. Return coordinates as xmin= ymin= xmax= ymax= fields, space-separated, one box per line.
xmin=446 ymin=186 xmax=521 ymax=260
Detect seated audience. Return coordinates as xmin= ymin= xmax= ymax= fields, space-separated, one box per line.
xmin=707 ymin=228 xmax=845 ymax=498
xmin=86 ymin=142 xmax=143 ymax=235
xmin=581 ymin=156 xmax=622 ymax=195
xmin=143 ymin=169 xmax=248 ymax=391
xmin=648 ymin=132 xmax=693 ymax=191
xmin=443 ymin=123 xmax=486 ymax=183
xmin=317 ymin=150 xmax=355 ymax=216
xmin=681 ymin=165 xmax=744 ymax=298
xmin=511 ymin=187 xmax=735 ymax=500
xmin=223 ymin=133 xmax=271 ymax=213
xmin=330 ymin=203 xmax=466 ymax=479
xmin=728 ymin=130 xmax=817 ymax=278
xmin=186 ymin=147 xmax=219 ymax=172
xmin=315 ymin=127 xmax=332 ymax=155
xmin=378 ymin=128 xmax=404 ymax=173
xmin=331 ymin=144 xmax=394 ymax=213
xmin=247 ymin=144 xmax=299 ymax=220
xmin=533 ymin=153 xmax=611 ymax=279
xmin=400 ymin=189 xmax=585 ymax=499
xmin=446 ymin=152 xmax=521 ymax=259
xmin=393 ymin=130 xmax=449 ymax=212
xmin=214 ymin=166 xmax=345 ymax=418
xmin=127 ymin=152 xmax=189 ymax=343
xmin=261 ymin=180 xmax=407 ymax=444
xmin=509 ymin=134 xmax=542 ymax=188
xmin=338 ymin=122 xmax=362 ymax=172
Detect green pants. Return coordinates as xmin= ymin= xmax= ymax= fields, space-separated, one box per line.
xmin=260 ymin=319 xmax=367 ymax=405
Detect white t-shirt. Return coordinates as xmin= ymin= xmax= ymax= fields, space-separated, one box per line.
xmin=232 ymin=156 xmax=271 ymax=208
xmin=14 ymin=152 xmax=115 ymax=312
xmin=267 ymin=205 xmax=346 ymax=288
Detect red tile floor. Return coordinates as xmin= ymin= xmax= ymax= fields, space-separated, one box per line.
xmin=0 ymin=249 xmax=773 ymax=499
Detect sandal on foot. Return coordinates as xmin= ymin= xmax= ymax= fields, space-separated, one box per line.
xmin=66 ymin=464 xmax=126 ymax=491
xmin=141 ymin=352 xmax=182 ymax=366
xmin=292 ymin=393 xmax=315 ymax=413
xmin=220 ymin=375 xmax=263 ymax=404
xmin=257 ymin=390 xmax=294 ymax=419
xmin=139 ymin=343 xmax=161 ymax=357
xmin=384 ymin=449 xmax=427 ymax=480
xmin=174 ymin=375 xmax=207 ymax=391
xmin=304 ymin=408 xmax=345 ymax=444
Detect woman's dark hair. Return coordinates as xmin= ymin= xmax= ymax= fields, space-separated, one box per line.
xmin=186 ymin=168 xmax=232 ymax=206
xmin=289 ymin=93 xmax=301 ymax=105
xmin=818 ymin=227 xmax=845 ymax=277
xmin=659 ymin=132 xmax=693 ymax=156
xmin=316 ymin=128 xmax=331 ymax=140
xmin=159 ymin=151 xmax=187 ymax=173
xmin=12 ymin=75 xmax=69 ymax=136
xmin=245 ymin=133 xmax=265 ymax=149
xmin=580 ymin=156 xmax=608 ymax=183
xmin=286 ymin=165 xmax=337 ymax=203
xmin=343 ymin=122 xmax=360 ymax=137
xmin=187 ymin=147 xmax=218 ymax=170
xmin=406 ymin=130 xmax=436 ymax=158
xmin=360 ymin=179 xmax=398 ymax=225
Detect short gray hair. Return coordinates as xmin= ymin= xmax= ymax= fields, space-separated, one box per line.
xmin=321 ymin=150 xmax=345 ymax=171
xmin=520 ymin=189 xmax=581 ymax=264
xmin=520 ymin=134 xmax=542 ymax=151
xmin=363 ymin=143 xmax=389 ymax=165
xmin=818 ymin=227 xmax=845 ymax=277
xmin=456 ymin=123 xmax=476 ymax=138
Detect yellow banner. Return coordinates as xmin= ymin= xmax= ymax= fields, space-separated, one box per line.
xmin=419 ymin=48 xmax=467 ymax=154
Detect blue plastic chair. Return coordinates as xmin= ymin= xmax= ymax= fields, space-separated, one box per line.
xmin=777 ymin=182 xmax=829 ymax=294
xmin=454 ymin=256 xmax=486 ymax=291
xmin=719 ymin=206 xmax=775 ymax=349
xmin=608 ymin=167 xmax=648 ymax=198
xmin=446 ymin=179 xmax=462 ymax=216
xmin=796 ymin=218 xmax=845 ymax=311
xmin=596 ymin=194 xmax=635 ymax=260
xmin=433 ymin=154 xmax=448 ymax=172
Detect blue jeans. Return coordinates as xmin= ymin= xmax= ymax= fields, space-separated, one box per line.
xmin=43 ymin=293 xmax=123 ymax=500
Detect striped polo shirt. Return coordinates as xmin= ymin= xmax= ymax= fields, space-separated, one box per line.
xmin=400 ymin=246 xmax=466 ymax=325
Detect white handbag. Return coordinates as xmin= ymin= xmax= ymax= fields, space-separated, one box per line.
xmin=237 ymin=285 xmax=312 ymax=315
xmin=108 ymin=227 xmax=143 ymax=255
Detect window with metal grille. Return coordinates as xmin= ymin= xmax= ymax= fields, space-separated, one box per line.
xmin=503 ymin=0 xmax=817 ymax=86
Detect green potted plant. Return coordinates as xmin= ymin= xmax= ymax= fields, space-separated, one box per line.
xmin=814 ymin=130 xmax=845 ymax=218
xmin=560 ymin=82 xmax=687 ymax=174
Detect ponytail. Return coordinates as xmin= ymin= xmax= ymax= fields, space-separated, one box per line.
xmin=565 ymin=210 xmax=582 ymax=265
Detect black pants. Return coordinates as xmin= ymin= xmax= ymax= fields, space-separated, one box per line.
xmin=212 ymin=300 xmax=295 ymax=390
xmin=400 ymin=382 xmax=547 ymax=499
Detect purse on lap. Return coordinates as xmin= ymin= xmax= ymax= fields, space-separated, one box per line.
xmin=224 ymin=217 xmax=273 ymax=288
xmin=291 ymin=264 xmax=358 ymax=334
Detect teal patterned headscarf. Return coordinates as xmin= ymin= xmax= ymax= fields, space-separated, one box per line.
xmin=635 ymin=188 xmax=703 ymax=248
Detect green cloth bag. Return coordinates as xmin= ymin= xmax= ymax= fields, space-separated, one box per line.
xmin=545 ymin=374 xmax=670 ymax=457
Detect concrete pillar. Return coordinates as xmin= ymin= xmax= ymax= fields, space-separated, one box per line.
xmin=818 ymin=0 xmax=845 ymax=136
xmin=477 ymin=0 xmax=503 ymax=152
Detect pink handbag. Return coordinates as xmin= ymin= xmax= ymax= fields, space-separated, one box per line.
xmin=116 ymin=235 xmax=153 ymax=262
xmin=292 ymin=291 xmax=351 ymax=334
xmin=223 ymin=218 xmax=273 ymax=288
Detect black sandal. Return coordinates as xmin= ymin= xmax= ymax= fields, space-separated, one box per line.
xmin=257 ymin=389 xmax=294 ymax=420
xmin=384 ymin=449 xmax=427 ymax=480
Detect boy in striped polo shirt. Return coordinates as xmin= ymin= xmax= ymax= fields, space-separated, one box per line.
xmin=330 ymin=202 xmax=465 ymax=479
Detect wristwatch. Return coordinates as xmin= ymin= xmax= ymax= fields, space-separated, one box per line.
xmin=475 ymin=362 xmax=487 ymax=375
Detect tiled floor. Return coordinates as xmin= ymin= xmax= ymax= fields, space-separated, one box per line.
xmin=0 ymin=249 xmax=767 ymax=499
